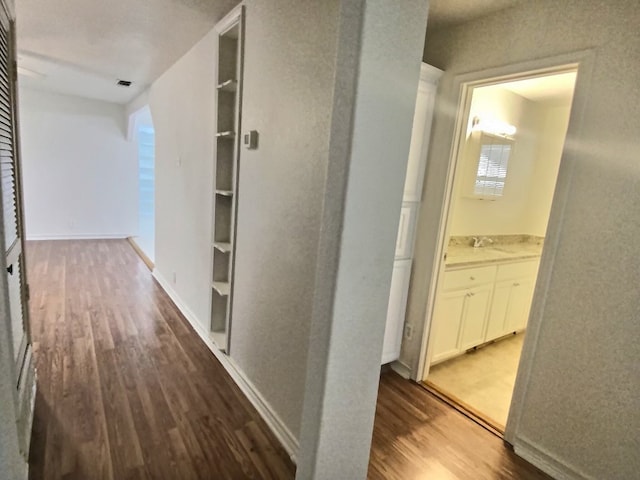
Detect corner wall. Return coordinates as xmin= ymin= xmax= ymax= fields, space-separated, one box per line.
xmin=405 ymin=1 xmax=640 ymax=478
xmin=19 ymin=88 xmax=137 ymax=239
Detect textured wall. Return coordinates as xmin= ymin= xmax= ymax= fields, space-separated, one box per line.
xmin=230 ymin=0 xmax=341 ymax=440
xmin=296 ymin=1 xmax=429 ymax=477
xmin=403 ymin=0 xmax=640 ymax=478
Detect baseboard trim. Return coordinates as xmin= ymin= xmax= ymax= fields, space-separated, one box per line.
xmin=389 ymin=360 xmax=411 ymax=379
xmin=26 ymin=233 xmax=130 ymax=241
xmin=151 ymin=269 xmax=299 ymax=462
xmin=514 ymin=437 xmax=592 ymax=480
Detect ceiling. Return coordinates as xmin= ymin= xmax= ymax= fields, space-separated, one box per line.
xmin=15 ymin=0 xmax=525 ymax=105
xmin=427 ymin=0 xmax=523 ymax=29
xmin=16 ymin=0 xmax=238 ymax=104
xmin=482 ymin=72 xmax=578 ymax=103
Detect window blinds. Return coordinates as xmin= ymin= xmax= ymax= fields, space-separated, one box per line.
xmin=0 ymin=20 xmax=17 ymax=253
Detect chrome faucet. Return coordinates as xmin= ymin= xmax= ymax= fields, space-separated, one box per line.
xmin=473 ymin=236 xmax=493 ymax=248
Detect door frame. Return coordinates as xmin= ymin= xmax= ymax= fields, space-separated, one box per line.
xmin=412 ymin=49 xmax=596 ymax=443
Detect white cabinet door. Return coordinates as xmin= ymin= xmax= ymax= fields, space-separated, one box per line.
xmin=504 ymin=278 xmax=535 ymax=333
xmin=485 ymin=280 xmax=512 ymax=342
xmin=459 ymin=285 xmax=492 ymax=350
xmin=381 ymin=259 xmax=412 ymax=364
xmin=394 ymin=203 xmax=417 ymax=259
xmin=430 ymin=289 xmax=466 ymax=363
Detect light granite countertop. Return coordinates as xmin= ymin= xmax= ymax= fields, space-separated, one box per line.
xmin=445 ymin=243 xmax=543 ymax=268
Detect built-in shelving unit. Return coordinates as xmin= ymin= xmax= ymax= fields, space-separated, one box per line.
xmin=210 ymin=5 xmax=245 ymax=353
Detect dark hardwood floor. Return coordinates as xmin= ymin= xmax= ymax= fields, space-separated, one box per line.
xmin=27 ymin=240 xmax=295 ymax=480
xmin=369 ymin=373 xmax=550 ymax=480
xmin=27 ymin=239 xmax=550 ymax=479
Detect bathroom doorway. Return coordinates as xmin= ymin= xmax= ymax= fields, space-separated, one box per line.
xmin=420 ymin=69 xmax=578 ymax=432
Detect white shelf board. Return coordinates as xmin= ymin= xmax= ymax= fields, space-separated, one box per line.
xmin=215 ymin=189 xmax=234 ymax=197
xmin=214 ymin=242 xmax=232 ymax=253
xmin=217 ymin=79 xmax=237 ymax=92
xmin=216 ymin=131 xmax=235 ymax=138
xmin=211 ymin=331 xmax=227 ymax=352
xmin=212 ymin=281 xmax=230 ymax=296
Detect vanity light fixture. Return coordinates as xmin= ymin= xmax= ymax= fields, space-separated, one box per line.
xmin=471 ymin=116 xmax=517 ymax=137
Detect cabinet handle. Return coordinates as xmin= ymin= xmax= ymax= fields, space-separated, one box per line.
xmin=470 ymin=276 xmax=475 ymax=280
xmin=513 ymin=282 xmax=520 ymax=286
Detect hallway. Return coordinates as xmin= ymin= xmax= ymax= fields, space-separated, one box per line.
xmin=26 ymin=240 xmax=295 ymax=479
xmin=27 ymin=240 xmax=549 ymax=479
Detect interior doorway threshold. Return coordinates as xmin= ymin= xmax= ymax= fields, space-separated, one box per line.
xmin=420 ymin=380 xmax=506 ymax=439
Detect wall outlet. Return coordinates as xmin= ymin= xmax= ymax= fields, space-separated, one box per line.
xmin=172 ymin=272 xmax=177 ymax=284
xmin=176 ymin=156 xmax=182 ymax=167
xmin=404 ymin=324 xmax=414 ymax=339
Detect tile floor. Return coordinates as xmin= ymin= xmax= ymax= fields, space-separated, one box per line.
xmin=427 ymin=333 xmax=525 ymax=429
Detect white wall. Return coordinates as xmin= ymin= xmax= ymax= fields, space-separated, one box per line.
xmin=449 ymin=87 xmax=537 ymax=236
xmin=147 ymin=28 xmax=216 ymax=333
xmin=449 ymin=88 xmax=571 ymax=238
xmin=404 ymin=1 xmax=640 ymax=478
xmin=19 ymin=88 xmax=137 ymax=239
xmin=526 ymin=102 xmax=572 ymax=235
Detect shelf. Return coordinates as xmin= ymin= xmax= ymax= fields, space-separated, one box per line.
xmin=212 ymin=281 xmax=230 ymax=296
xmin=217 ymin=79 xmax=237 ymax=92
xmin=214 ymin=242 xmax=232 ymax=253
xmin=215 ymin=189 xmax=233 ymax=197
xmin=211 ymin=331 xmax=227 ymax=352
xmin=216 ymin=131 xmax=235 ymax=139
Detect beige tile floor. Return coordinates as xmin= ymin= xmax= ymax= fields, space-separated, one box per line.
xmin=427 ymin=333 xmax=525 ymax=429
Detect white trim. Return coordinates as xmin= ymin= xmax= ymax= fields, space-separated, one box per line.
xmin=151 ymin=269 xmax=299 ymax=462
xmin=25 ymin=233 xmax=130 ymax=241
xmin=389 ymin=360 xmax=411 ymax=379
xmin=420 ymin=63 xmax=443 ymax=84
xmin=214 ymin=3 xmax=243 ymax=35
xmin=514 ymin=437 xmax=593 ymax=480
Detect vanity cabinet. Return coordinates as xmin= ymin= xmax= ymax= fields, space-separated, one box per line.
xmin=485 ymin=260 xmax=538 ymax=342
xmin=430 ymin=265 xmax=496 ymax=363
xmin=430 ymin=259 xmax=539 ymax=364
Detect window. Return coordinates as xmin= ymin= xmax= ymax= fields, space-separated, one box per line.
xmin=472 ymin=133 xmax=514 ymax=198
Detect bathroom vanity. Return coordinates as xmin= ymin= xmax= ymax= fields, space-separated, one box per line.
xmin=429 ymin=239 xmax=542 ymax=364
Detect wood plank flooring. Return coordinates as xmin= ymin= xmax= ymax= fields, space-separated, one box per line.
xmin=27 ymin=239 xmax=550 ymax=479
xmin=369 ymin=372 xmax=551 ymax=480
xmin=26 ymin=240 xmax=295 ymax=480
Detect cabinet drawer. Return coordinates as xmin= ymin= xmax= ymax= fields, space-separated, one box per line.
xmin=442 ymin=265 xmax=496 ymax=291
xmin=496 ymin=260 xmax=539 ymax=281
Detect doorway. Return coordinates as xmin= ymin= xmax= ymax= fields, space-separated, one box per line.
xmin=132 ymin=106 xmax=156 ymax=263
xmin=421 ymin=69 xmax=578 ymax=432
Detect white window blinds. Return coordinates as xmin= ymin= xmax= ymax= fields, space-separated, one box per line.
xmin=473 ymin=134 xmax=513 ymax=198
xmin=0 ymin=20 xmax=17 ymax=253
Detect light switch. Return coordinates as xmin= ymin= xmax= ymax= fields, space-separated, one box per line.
xmin=244 ymin=130 xmax=258 ymax=150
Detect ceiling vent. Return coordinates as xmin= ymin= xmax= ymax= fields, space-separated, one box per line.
xmin=117 ymin=79 xmax=132 ymax=87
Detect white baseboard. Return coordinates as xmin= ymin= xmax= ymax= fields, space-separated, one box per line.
xmin=151 ymin=269 xmax=299 ymax=462
xmin=514 ymin=437 xmax=592 ymax=480
xmin=26 ymin=233 xmax=130 ymax=241
xmin=390 ymin=360 xmax=411 ymax=379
